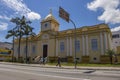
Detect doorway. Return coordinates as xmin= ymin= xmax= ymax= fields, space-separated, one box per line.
xmin=43 ymin=45 xmax=48 ymax=58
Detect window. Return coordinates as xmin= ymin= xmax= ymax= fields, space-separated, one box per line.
xmin=60 ymin=42 xmax=64 ymax=52
xmin=32 ymin=45 xmax=36 ymax=53
xmin=44 ymin=23 xmax=48 ymax=27
xmin=75 ymin=40 xmax=80 ymax=52
xmin=112 ymin=34 xmax=119 ymax=38
xmin=91 ymin=39 xmax=98 ymax=51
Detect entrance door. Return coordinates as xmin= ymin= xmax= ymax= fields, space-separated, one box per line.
xmin=43 ymin=45 xmax=48 ymax=58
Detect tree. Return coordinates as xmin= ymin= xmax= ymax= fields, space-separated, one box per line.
xmin=106 ymin=49 xmax=115 ymax=64
xmin=10 ymin=16 xmax=27 ymax=61
xmin=6 ymin=27 xmax=18 ymax=62
xmin=7 ymin=16 xmax=35 ymax=63
xmin=24 ymin=24 xmax=35 ymax=63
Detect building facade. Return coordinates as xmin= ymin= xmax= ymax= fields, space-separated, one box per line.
xmin=112 ymin=31 xmax=120 ymax=54
xmin=14 ymin=12 xmax=112 ymax=63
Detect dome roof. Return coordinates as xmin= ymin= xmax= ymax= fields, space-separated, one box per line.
xmin=45 ymin=13 xmax=53 ymax=19
xmin=41 ymin=10 xmax=59 ymax=24
xmin=45 ymin=13 xmax=55 ymax=20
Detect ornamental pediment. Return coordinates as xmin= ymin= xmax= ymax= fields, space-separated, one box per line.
xmin=66 ymin=30 xmax=72 ymax=33
xmin=99 ymin=25 xmax=106 ymax=28
xmin=42 ymin=34 xmax=49 ymax=39
xmin=82 ymin=27 xmax=88 ymax=31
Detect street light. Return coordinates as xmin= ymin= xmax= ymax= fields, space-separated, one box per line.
xmin=69 ymin=19 xmax=77 ymax=69
xmin=59 ymin=7 xmax=77 ymax=69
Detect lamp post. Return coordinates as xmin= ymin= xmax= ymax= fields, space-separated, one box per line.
xmin=59 ymin=7 xmax=77 ymax=69
xmin=70 ymin=19 xmax=77 ymax=69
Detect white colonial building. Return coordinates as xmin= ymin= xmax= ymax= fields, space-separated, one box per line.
xmin=14 ymin=11 xmax=113 ymax=63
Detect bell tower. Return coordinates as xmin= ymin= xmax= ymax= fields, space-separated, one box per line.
xmin=40 ymin=10 xmax=59 ymax=32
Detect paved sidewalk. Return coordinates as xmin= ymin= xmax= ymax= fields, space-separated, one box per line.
xmin=0 ymin=62 xmax=120 ymax=71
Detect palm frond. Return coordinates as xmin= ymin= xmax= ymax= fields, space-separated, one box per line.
xmin=5 ymin=34 xmax=13 ymax=39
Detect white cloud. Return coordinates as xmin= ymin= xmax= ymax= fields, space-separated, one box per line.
xmin=27 ymin=12 xmax=41 ymax=20
xmin=111 ymin=26 xmax=120 ymax=32
xmin=87 ymin=0 xmax=120 ymax=24
xmin=0 ymin=22 xmax=8 ymax=31
xmin=1 ymin=0 xmax=41 ymax=20
xmin=0 ymin=15 xmax=10 ymax=20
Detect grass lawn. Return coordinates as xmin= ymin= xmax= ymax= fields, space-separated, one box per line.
xmin=47 ymin=62 xmax=120 ymax=67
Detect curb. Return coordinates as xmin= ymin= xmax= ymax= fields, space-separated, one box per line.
xmin=0 ymin=62 xmax=120 ymax=71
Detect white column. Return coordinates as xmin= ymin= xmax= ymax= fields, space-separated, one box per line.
xmin=86 ymin=35 xmax=89 ymax=56
xmin=56 ymin=39 xmax=58 ymax=56
xmin=104 ymin=32 xmax=108 ymax=52
xmin=70 ymin=37 xmax=72 ymax=56
xmin=108 ymin=33 xmax=112 ymax=49
xmin=66 ymin=37 xmax=69 ymax=56
xmin=100 ymin=32 xmax=104 ymax=55
xmin=82 ymin=35 xmax=85 ymax=56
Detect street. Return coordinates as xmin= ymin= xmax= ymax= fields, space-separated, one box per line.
xmin=0 ymin=63 xmax=120 ymax=80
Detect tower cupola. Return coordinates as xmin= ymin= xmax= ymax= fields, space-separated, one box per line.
xmin=40 ymin=10 xmax=59 ymax=32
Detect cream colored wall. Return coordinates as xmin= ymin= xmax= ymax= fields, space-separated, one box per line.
xmin=13 ymin=23 xmax=112 ymax=63
xmin=71 ymin=37 xmax=75 ymax=57
xmin=76 ymin=37 xmax=83 ymax=61
xmin=41 ymin=22 xmax=51 ymax=31
xmin=57 ymin=39 xmax=67 ymax=57
xmin=55 ymin=26 xmax=59 ymax=31
xmin=36 ymin=41 xmax=42 ymax=57
xmin=51 ymin=22 xmax=59 ymax=31
xmin=88 ymin=34 xmax=101 ymax=63
xmin=117 ymin=46 xmax=120 ymax=54
xmin=55 ymin=36 xmax=83 ymax=61
xmin=107 ymin=32 xmax=112 ymax=50
xmin=14 ymin=41 xmax=41 ymax=59
xmin=41 ymin=21 xmax=59 ymax=32
xmin=51 ymin=23 xmax=54 ymax=30
xmin=99 ymin=32 xmax=111 ymax=55
xmin=100 ymin=32 xmax=104 ymax=55
xmin=104 ymin=32 xmax=111 ymax=54
xmin=29 ymin=41 xmax=38 ymax=58
xmin=48 ymin=39 xmax=56 ymax=56
xmin=20 ymin=43 xmax=25 ymax=58
xmin=71 ymin=37 xmax=83 ymax=61
xmin=37 ymin=38 xmax=56 ymax=57
xmin=14 ymin=42 xmax=26 ymax=58
xmin=40 ymin=40 xmax=49 ymax=57
xmin=14 ymin=43 xmax=18 ymax=58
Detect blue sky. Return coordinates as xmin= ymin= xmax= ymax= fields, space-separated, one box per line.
xmin=0 ymin=0 xmax=120 ymax=42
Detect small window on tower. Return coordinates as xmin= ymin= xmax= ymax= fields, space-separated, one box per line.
xmin=45 ymin=23 xmax=47 ymax=27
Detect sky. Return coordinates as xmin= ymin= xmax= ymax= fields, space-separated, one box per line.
xmin=0 ymin=0 xmax=120 ymax=42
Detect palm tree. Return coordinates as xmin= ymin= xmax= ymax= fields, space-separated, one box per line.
xmin=24 ymin=24 xmax=35 ymax=63
xmin=10 ymin=16 xmax=27 ymax=61
xmin=6 ymin=27 xmax=18 ymax=62
xmin=8 ymin=16 xmax=35 ymax=63
xmin=106 ymin=49 xmax=115 ymax=64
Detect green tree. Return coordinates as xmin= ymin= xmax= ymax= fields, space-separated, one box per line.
xmin=6 ymin=27 xmax=18 ymax=62
xmin=10 ymin=16 xmax=27 ymax=62
xmin=6 ymin=16 xmax=35 ymax=63
xmin=24 ymin=24 xmax=36 ymax=63
xmin=106 ymin=49 xmax=115 ymax=64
